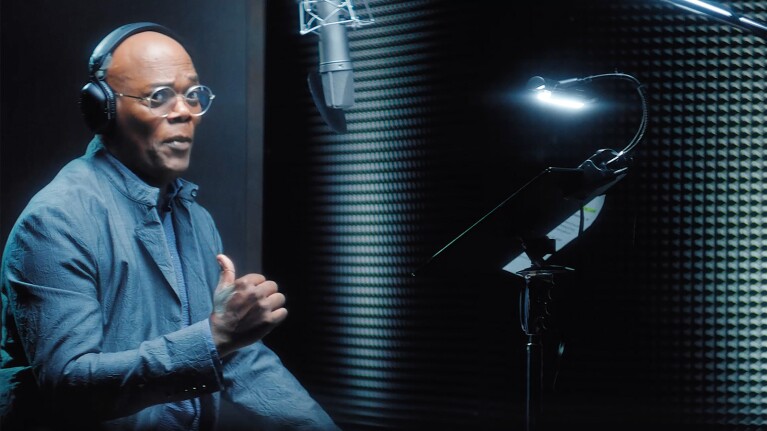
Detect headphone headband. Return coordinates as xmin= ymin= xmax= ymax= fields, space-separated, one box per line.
xmin=88 ymin=22 xmax=181 ymax=79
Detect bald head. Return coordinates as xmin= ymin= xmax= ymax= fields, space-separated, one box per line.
xmin=106 ymin=31 xmax=196 ymax=91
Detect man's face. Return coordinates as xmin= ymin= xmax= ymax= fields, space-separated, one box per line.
xmin=105 ymin=31 xmax=202 ymax=187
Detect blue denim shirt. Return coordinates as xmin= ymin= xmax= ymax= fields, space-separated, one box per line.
xmin=0 ymin=137 xmax=341 ymax=431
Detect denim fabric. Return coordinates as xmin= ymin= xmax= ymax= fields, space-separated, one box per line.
xmin=1 ymin=136 xmax=341 ymax=431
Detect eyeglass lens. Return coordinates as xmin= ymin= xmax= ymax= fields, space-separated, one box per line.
xmin=149 ymin=86 xmax=214 ymax=116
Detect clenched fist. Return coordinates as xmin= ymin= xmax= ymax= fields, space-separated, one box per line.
xmin=209 ymin=254 xmax=288 ymax=357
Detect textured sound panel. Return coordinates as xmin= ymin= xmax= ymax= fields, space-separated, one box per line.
xmin=291 ymin=1 xmax=494 ymax=428
xmin=580 ymin=1 xmax=767 ymax=428
xmin=264 ymin=0 xmax=767 ymax=429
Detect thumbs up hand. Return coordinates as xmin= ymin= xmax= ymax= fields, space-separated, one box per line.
xmin=209 ymin=254 xmax=288 ymax=358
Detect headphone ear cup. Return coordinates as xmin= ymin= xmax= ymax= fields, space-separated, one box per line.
xmin=80 ymin=79 xmax=117 ymax=134
xmin=81 ymin=23 xmax=179 ymax=133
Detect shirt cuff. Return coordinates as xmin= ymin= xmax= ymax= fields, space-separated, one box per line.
xmin=202 ymin=318 xmax=224 ymax=373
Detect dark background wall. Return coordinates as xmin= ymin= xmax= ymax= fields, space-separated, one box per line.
xmin=3 ymin=0 xmax=767 ymax=430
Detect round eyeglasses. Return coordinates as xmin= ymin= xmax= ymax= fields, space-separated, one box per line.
xmin=116 ymin=85 xmax=216 ymax=117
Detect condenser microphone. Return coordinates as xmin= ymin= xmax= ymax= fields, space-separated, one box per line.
xmin=316 ymin=0 xmax=354 ymax=109
xmin=299 ymin=0 xmax=374 ymax=132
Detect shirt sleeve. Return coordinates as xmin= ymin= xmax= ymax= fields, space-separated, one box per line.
xmin=220 ymin=341 xmax=343 ymax=431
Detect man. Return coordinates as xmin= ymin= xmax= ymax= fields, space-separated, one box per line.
xmin=0 ymin=23 xmax=341 ymax=431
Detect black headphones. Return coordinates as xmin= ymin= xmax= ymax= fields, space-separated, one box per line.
xmin=79 ymin=22 xmax=181 ymax=134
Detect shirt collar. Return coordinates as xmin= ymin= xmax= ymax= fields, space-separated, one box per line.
xmin=86 ymin=136 xmax=200 ymax=208
xmin=159 ymin=179 xmax=183 ymax=214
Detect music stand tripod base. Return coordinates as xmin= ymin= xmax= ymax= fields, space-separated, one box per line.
xmin=517 ymin=264 xmax=573 ymax=431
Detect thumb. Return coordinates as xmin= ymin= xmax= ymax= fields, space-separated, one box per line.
xmin=216 ymin=254 xmax=236 ymax=289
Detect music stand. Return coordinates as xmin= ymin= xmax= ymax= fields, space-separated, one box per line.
xmin=412 ymin=150 xmax=629 ymax=431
